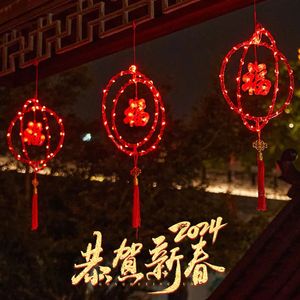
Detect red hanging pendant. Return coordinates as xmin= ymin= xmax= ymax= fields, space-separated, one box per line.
xmin=219 ymin=23 xmax=294 ymax=211
xmin=102 ymin=64 xmax=166 ymax=232
xmin=7 ymin=98 xmax=65 ymax=230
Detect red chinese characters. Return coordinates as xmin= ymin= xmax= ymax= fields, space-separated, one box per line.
xmin=242 ymin=63 xmax=271 ymax=96
xmin=123 ymin=98 xmax=150 ymax=127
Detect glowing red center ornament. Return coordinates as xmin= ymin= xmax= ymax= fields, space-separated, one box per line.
xmin=102 ymin=65 xmax=166 ymax=232
xmin=23 ymin=121 xmax=46 ymax=146
xmin=124 ymin=98 xmax=150 ymax=127
xmin=7 ymin=98 xmax=65 ymax=230
xmin=242 ymin=62 xmax=271 ymax=96
xmin=219 ymin=23 xmax=294 ymax=211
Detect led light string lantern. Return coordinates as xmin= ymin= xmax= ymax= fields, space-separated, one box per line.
xmin=7 ymin=63 xmax=65 ymax=230
xmin=219 ymin=2 xmax=294 ymax=211
xmin=102 ymin=22 xmax=166 ymax=233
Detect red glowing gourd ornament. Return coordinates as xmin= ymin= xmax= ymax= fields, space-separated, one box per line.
xmin=219 ymin=23 xmax=294 ymax=211
xmin=7 ymin=97 xmax=65 ymax=230
xmin=102 ymin=63 xmax=166 ymax=232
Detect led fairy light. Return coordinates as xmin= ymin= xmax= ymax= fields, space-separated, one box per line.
xmin=7 ymin=63 xmax=65 ymax=230
xmin=219 ymin=0 xmax=294 ymax=211
xmin=102 ymin=22 xmax=166 ymax=234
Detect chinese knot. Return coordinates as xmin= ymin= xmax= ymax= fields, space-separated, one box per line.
xmin=102 ymin=65 xmax=166 ymax=233
xmin=7 ymin=98 xmax=65 ymax=230
xmin=219 ymin=23 xmax=294 ymax=211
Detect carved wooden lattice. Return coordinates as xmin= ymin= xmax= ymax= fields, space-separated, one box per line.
xmin=0 ymin=0 xmax=201 ymax=78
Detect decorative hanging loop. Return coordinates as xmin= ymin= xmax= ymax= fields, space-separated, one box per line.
xmin=102 ymin=64 xmax=166 ymax=232
xmin=219 ymin=23 xmax=294 ymax=211
xmin=7 ymin=98 xmax=65 ymax=230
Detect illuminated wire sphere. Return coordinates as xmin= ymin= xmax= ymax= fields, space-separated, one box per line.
xmin=7 ymin=98 xmax=65 ymax=230
xmin=219 ymin=23 xmax=294 ymax=211
xmin=102 ymin=64 xmax=166 ymax=231
xmin=219 ymin=23 xmax=294 ymax=132
xmin=102 ymin=65 xmax=166 ymax=157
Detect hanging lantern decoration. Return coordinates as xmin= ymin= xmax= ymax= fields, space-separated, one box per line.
xmin=102 ymin=64 xmax=166 ymax=232
xmin=219 ymin=23 xmax=294 ymax=211
xmin=7 ymin=98 xmax=65 ymax=230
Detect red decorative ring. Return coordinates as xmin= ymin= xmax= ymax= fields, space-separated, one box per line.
xmin=102 ymin=65 xmax=166 ymax=157
xmin=219 ymin=24 xmax=294 ymax=133
xmin=7 ymin=98 xmax=65 ymax=172
xmin=111 ymin=77 xmax=160 ymax=149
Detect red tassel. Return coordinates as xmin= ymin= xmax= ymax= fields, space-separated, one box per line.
xmin=257 ymin=157 xmax=267 ymax=211
xmin=132 ymin=176 xmax=141 ymax=230
xmin=32 ymin=191 xmax=38 ymax=230
xmin=32 ymin=174 xmax=39 ymax=230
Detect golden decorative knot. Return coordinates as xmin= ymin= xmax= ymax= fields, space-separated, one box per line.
xmin=252 ymin=139 xmax=268 ymax=160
